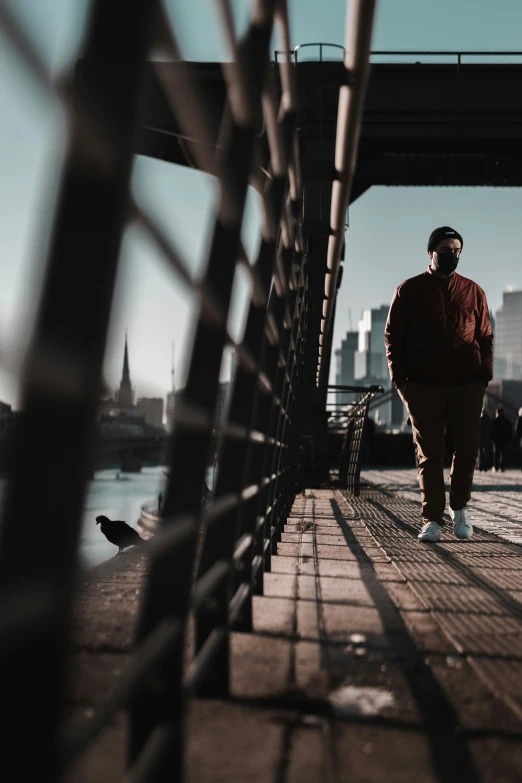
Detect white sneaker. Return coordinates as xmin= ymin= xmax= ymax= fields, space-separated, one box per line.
xmin=418 ymin=521 xmax=441 ymax=542
xmin=450 ymin=508 xmax=473 ymax=540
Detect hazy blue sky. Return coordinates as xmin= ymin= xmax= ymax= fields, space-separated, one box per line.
xmin=2 ymin=0 xmax=522 ymax=407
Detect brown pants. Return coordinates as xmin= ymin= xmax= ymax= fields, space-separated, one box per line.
xmin=398 ymin=381 xmax=485 ymax=523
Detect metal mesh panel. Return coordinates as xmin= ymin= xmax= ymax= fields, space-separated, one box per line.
xmin=0 ymin=0 xmax=377 ymax=779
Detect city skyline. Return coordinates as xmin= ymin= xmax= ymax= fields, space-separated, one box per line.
xmin=3 ymin=1 xmax=522 ymax=407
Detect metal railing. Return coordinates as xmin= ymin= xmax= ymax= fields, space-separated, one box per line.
xmin=327 ymin=384 xmax=383 ymax=495
xmin=0 ymin=0 xmax=311 ymax=779
xmin=370 ymin=50 xmax=522 ymax=65
xmin=276 ymin=46 xmax=522 ymax=66
xmin=275 ymin=42 xmax=346 ymax=63
xmin=0 ymin=2 xmax=377 ymax=781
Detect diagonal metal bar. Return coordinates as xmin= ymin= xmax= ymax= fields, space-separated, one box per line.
xmin=318 ymin=0 xmax=377 ymax=385
xmin=131 ymin=0 xmax=278 ymax=761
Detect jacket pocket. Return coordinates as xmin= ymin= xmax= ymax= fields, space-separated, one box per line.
xmin=454 ymin=307 xmax=477 ymax=342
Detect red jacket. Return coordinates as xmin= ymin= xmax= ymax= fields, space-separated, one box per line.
xmin=385 ymin=267 xmax=493 ymax=388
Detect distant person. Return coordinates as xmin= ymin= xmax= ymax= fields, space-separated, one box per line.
xmin=385 ymin=226 xmax=493 ymax=543
xmin=158 ymin=491 xmax=163 ymax=513
xmin=361 ymin=415 xmax=376 ymax=467
xmin=517 ymin=408 xmax=522 ymax=471
xmin=493 ymin=407 xmax=513 ymax=472
xmin=478 ymin=408 xmax=494 ymax=471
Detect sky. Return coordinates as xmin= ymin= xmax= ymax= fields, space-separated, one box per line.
xmin=2 ymin=0 xmax=522 ymax=407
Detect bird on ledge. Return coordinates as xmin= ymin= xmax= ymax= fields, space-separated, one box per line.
xmin=96 ymin=515 xmax=144 ymax=555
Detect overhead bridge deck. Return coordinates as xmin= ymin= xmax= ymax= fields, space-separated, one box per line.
xmin=129 ymin=56 xmax=522 ymax=196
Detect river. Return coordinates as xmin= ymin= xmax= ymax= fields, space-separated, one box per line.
xmin=0 ymin=466 xmax=167 ymax=570
xmin=80 ymin=466 xmax=167 ymax=568
xmin=0 ymin=464 xmax=215 ymax=570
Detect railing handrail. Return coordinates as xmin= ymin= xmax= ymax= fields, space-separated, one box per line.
xmin=328 ymin=383 xmax=384 ymax=393
xmin=275 ymin=45 xmax=522 ymax=64
xmin=334 ymin=385 xmax=381 ymax=495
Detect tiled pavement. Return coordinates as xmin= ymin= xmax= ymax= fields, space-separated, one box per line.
xmin=362 ymin=467 xmax=522 ymax=546
xmin=66 ymin=482 xmax=522 ymax=783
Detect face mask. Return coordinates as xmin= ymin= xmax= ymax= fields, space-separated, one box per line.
xmin=435 ymin=250 xmax=459 ymax=275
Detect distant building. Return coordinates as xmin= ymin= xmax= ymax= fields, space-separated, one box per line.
xmin=137 ymin=398 xmax=164 ymax=428
xmin=98 ymin=336 xmax=165 ymax=428
xmin=116 ymin=334 xmax=134 ymax=409
xmin=354 ymin=305 xmax=389 ymax=382
xmin=353 ymin=305 xmax=393 ymax=427
xmin=494 ymin=291 xmax=522 ymax=380
xmin=334 ymin=331 xmax=358 ymax=405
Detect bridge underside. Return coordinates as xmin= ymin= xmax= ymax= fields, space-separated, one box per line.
xmin=106 ymin=59 xmax=522 ymax=484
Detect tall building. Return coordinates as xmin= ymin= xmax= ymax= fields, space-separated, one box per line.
xmin=334 ymin=331 xmax=358 ymax=405
xmin=494 ymin=291 xmax=522 ymax=380
xmin=137 ymin=398 xmax=164 ymax=428
xmin=354 ymin=305 xmax=389 ymax=383
xmin=116 ymin=334 xmax=134 ymax=409
xmin=354 ymin=304 xmax=394 ymax=428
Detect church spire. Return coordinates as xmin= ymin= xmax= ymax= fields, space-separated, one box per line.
xmin=122 ymin=331 xmax=131 ymax=386
xmin=117 ymin=332 xmax=134 ymax=408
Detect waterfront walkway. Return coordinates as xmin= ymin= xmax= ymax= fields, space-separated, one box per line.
xmin=66 ymin=474 xmax=522 ymax=782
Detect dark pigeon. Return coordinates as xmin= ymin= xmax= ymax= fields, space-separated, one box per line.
xmin=96 ymin=515 xmax=144 ymax=555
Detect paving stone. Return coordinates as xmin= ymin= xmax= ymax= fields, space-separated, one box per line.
xmin=385 ymin=581 xmax=427 ymax=611
xmin=263 ymin=572 xmax=296 ymax=599
xmin=298 ymin=574 xmax=317 ymax=600
xmin=186 ymin=701 xmax=289 ymax=783
xmin=294 ymin=640 xmax=323 ymax=692
xmin=332 ymin=724 xmax=438 ymax=783
xmin=278 ymin=542 xmax=301 ymax=556
xmin=469 ymin=658 xmax=522 ymax=721
xmin=270 ymin=555 xmax=298 ymax=574
xmin=231 ymin=633 xmax=291 ymax=698
xmin=253 ymin=595 xmax=295 ymax=635
xmin=285 ymin=723 xmax=325 ymax=783
xmin=322 ymin=604 xmax=386 ymax=643
xmin=397 ymin=610 xmax=456 ymax=655
xmin=297 ymin=599 xmax=320 ymax=639
xmin=317 ymin=575 xmax=373 ymax=606
xmin=449 ymin=633 xmax=522 ymax=658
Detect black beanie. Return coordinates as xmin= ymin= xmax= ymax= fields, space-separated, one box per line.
xmin=427 ymin=226 xmax=463 ymax=253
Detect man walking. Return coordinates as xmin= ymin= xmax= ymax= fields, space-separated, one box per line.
xmin=492 ymin=407 xmax=512 ymax=472
xmin=385 ymin=226 xmax=493 ymax=542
